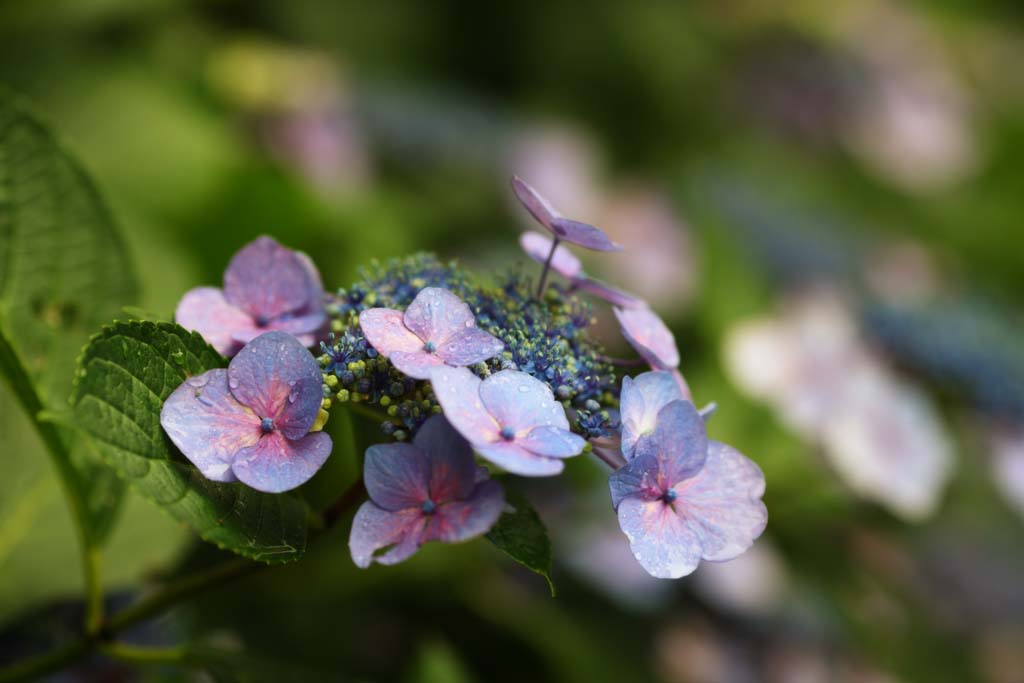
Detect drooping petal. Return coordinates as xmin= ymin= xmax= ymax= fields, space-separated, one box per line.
xmin=175 ymin=287 xmax=256 ymax=357
xmin=475 ymin=441 xmax=566 ymax=477
xmin=415 ymin=415 xmax=477 ymax=503
xmin=160 ymin=369 xmax=260 ymax=482
xmin=349 ymin=503 xmax=425 ymax=568
xmin=672 ymin=440 xmax=767 ymax=563
xmin=615 ymin=306 xmax=680 ymax=370
xmin=223 ymin=236 xmax=319 ymax=321
xmin=429 ymin=367 xmax=501 ymax=443
xmin=574 ymin=277 xmax=646 ymax=309
xmin=231 ymin=310 xmax=328 ymax=346
xmin=511 ymin=176 xmax=560 ymax=231
xmin=362 ymin=442 xmax=431 ymax=510
xmin=519 ymin=231 xmax=583 ymax=279
xmin=436 ymin=327 xmax=504 ymax=367
xmin=359 ymin=308 xmax=425 ymax=356
xmin=517 ymin=425 xmax=586 ymax=458
xmin=550 ymin=217 xmax=623 ymax=252
xmin=231 ymin=430 xmax=333 ymax=493
xmin=402 ymin=287 xmax=476 ymax=346
xmin=616 ymin=497 xmax=703 ymax=579
xmin=390 ymin=350 xmax=447 ymax=380
xmin=428 ymin=479 xmax=505 ymax=543
xmin=620 ymin=371 xmax=684 ymax=459
xmin=226 ymin=331 xmax=324 ymax=439
xmin=644 ymin=400 xmax=708 ymax=486
xmin=478 ymin=370 xmax=570 ymax=434
xmin=609 ymin=450 xmax=662 ymax=510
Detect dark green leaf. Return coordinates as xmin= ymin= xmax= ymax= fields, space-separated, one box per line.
xmin=71 ymin=321 xmax=311 ymax=564
xmin=486 ymin=489 xmax=555 ymax=596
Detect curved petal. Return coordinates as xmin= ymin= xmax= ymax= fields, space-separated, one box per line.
xmin=160 ymin=369 xmax=259 ymax=482
xmin=518 ymin=425 xmax=586 ymax=458
xmin=430 ymin=367 xmax=500 ymax=444
xmin=363 ymin=442 xmax=430 ymax=511
xmin=616 ymin=497 xmax=702 ymax=579
xmin=519 ymin=231 xmax=583 ymax=279
xmin=415 ymin=415 xmax=477 ymax=503
xmin=511 ymin=176 xmax=559 ymax=231
xmin=175 ymin=287 xmax=255 ymax=357
xmin=359 ymin=308 xmax=424 ymax=357
xmin=402 ymin=287 xmax=476 ymax=346
xmin=574 ymin=277 xmax=646 ymax=309
xmin=475 ymin=441 xmax=565 ymax=477
xmin=672 ymin=440 xmax=767 ymax=563
xmin=479 ymin=370 xmax=569 ymax=434
xmin=231 ymin=430 xmax=332 ymax=493
xmin=620 ymin=371 xmax=684 ymax=459
xmin=615 ymin=307 xmax=679 ymax=370
xmin=550 ymin=217 xmax=622 ymax=252
xmin=390 ymin=350 xmax=446 ymax=380
xmin=223 ymin=236 xmax=319 ymax=320
xmin=436 ymin=327 xmax=504 ymax=367
xmin=609 ymin=450 xmax=661 ymax=510
xmin=647 ymin=400 xmax=708 ymax=486
xmin=349 ymin=502 xmax=425 ymax=568
xmin=428 ymin=479 xmax=506 ymax=543
xmin=226 ymin=331 xmax=323 ymax=438
xmin=231 ymin=311 xmax=329 ymax=346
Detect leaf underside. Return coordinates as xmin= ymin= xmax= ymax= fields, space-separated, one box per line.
xmin=486 ymin=489 xmax=555 ymax=596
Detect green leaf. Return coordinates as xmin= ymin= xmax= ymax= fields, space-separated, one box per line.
xmin=70 ymin=320 xmax=311 ymax=564
xmin=486 ymin=489 xmax=555 ymax=596
xmin=0 ymin=88 xmax=136 ymax=544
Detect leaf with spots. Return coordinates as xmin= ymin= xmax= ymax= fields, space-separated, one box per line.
xmin=71 ymin=321 xmax=311 ymax=563
xmin=486 ymin=489 xmax=555 ymax=596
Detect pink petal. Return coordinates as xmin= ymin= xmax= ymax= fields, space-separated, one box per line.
xmin=511 ymin=176 xmax=560 ymax=231
xmin=390 ymin=350 xmax=447 ymax=380
xmin=620 ymin=371 xmax=685 ymax=459
xmin=223 ymin=236 xmax=321 ymax=321
xmin=415 ymin=415 xmax=477 ymax=503
xmin=402 ymin=287 xmax=476 ymax=346
xmin=226 ymin=331 xmax=324 ymax=439
xmin=672 ymin=440 xmax=767 ymax=562
xmin=479 ymin=370 xmax=569 ymax=434
xmin=349 ymin=503 xmax=425 ymax=568
xmin=616 ymin=497 xmax=703 ymax=579
xmin=436 ymin=327 xmax=504 ymax=367
xmin=231 ymin=430 xmax=332 ymax=493
xmin=517 ymin=425 xmax=586 ymax=458
xmin=429 ymin=367 xmax=501 ymax=443
xmin=639 ymin=400 xmax=708 ymax=486
xmin=519 ymin=231 xmax=583 ymax=279
xmin=614 ymin=306 xmax=680 ymax=370
xmin=609 ymin=450 xmax=661 ymax=510
xmin=363 ymin=442 xmax=430 ymax=511
xmin=160 ymin=369 xmax=260 ymax=482
xmin=427 ymin=479 xmax=505 ymax=543
xmin=550 ymin=217 xmax=623 ymax=252
xmin=359 ymin=308 xmax=424 ymax=357
xmin=475 ymin=441 xmax=566 ymax=477
xmin=231 ymin=311 xmax=328 ymax=346
xmin=175 ymin=287 xmax=256 ymax=357
xmin=574 ymin=278 xmax=646 ymax=309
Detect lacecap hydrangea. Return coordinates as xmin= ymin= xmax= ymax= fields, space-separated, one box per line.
xmin=162 ymin=176 xmax=767 ymax=579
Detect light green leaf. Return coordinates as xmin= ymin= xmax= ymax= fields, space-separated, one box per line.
xmin=0 ymin=88 xmax=135 ymax=544
xmin=486 ymin=490 xmax=555 ymax=596
xmin=71 ymin=320 xmax=311 ymax=564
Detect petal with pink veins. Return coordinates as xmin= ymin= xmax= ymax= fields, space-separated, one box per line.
xmin=359 ymin=308 xmax=425 ymax=357
xmin=223 ymin=236 xmax=319 ymax=321
xmin=363 ymin=442 xmax=431 ymax=511
xmin=231 ymin=430 xmax=333 ymax=493
xmin=429 ymin=479 xmax=505 ymax=543
xmin=175 ymin=287 xmax=256 ymax=357
xmin=402 ymin=287 xmax=476 ymax=346
xmin=349 ymin=503 xmax=425 ymax=568
xmin=435 ymin=328 xmax=504 ymax=367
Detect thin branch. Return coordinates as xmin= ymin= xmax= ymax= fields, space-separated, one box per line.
xmin=535 ymin=237 xmax=560 ymax=299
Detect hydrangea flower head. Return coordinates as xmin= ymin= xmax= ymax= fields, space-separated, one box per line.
xmin=176 ymin=236 xmax=326 ymax=356
xmin=161 ymin=331 xmax=332 ymax=493
xmin=609 ymin=400 xmax=767 ymax=579
xmin=512 ymin=176 xmax=622 ymax=252
xmin=431 ymin=367 xmax=587 ymax=476
xmin=359 ymin=287 xmax=504 ymax=380
xmin=349 ymin=415 xmax=505 ymax=567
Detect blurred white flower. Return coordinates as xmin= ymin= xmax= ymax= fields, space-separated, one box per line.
xmin=987 ymin=423 xmax=1024 ymax=522
xmin=692 ymin=541 xmax=789 ymax=617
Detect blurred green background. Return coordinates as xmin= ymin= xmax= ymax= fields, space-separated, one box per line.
xmin=1 ymin=1 xmax=1023 ymax=681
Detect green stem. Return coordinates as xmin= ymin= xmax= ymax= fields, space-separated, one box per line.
xmin=0 ymin=333 xmax=104 ymax=633
xmin=98 ymin=642 xmax=188 ymax=665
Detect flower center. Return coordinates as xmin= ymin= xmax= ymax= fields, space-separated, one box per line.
xmin=499 ymin=426 xmax=516 ymax=441
xmin=255 ymin=315 xmax=271 ymax=327
xmin=422 ymin=340 xmax=436 ymax=353
xmin=661 ymin=489 xmax=677 ymax=504
xmin=421 ymin=499 xmax=437 ymax=515
xmin=260 ymin=417 xmax=276 ymax=434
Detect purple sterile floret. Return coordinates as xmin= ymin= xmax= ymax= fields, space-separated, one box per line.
xmin=608 ymin=400 xmax=767 ymax=579
xmin=359 ymin=287 xmax=504 ymax=380
xmin=511 ymin=176 xmax=622 ymax=252
xmin=614 ymin=306 xmax=680 ymax=370
xmin=176 ymin=236 xmax=326 ymax=356
xmin=620 ymin=371 xmax=689 ymax=459
xmin=349 ymin=415 xmax=506 ymax=568
xmin=430 ymin=366 xmax=586 ymax=477
xmin=160 ymin=331 xmax=332 ymax=493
